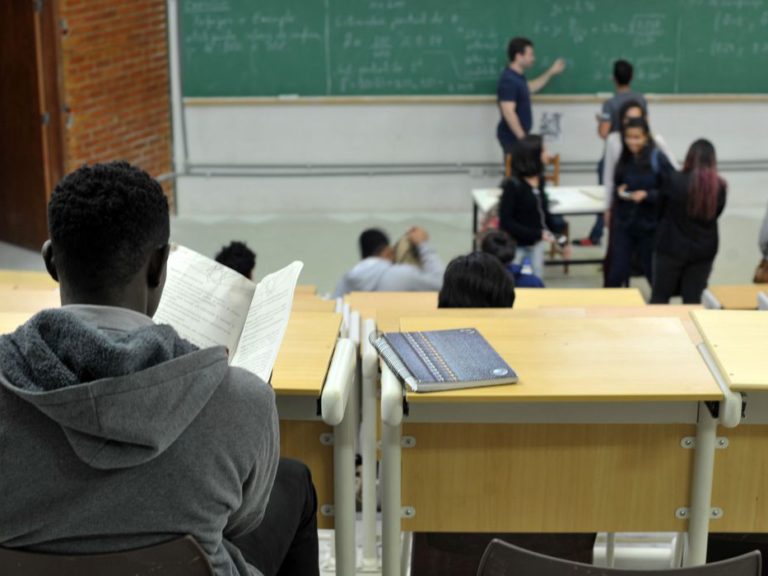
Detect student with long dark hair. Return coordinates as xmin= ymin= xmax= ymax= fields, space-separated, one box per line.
xmin=498 ymin=135 xmax=564 ymax=278
xmin=605 ymin=116 xmax=672 ymax=287
xmin=651 ymin=139 xmax=727 ymax=303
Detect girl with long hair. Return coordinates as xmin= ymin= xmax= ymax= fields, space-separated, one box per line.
xmin=650 ymin=139 xmax=727 ymax=303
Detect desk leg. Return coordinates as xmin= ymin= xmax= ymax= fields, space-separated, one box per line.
xmin=381 ymin=365 xmax=404 ymax=576
xmin=334 ymin=396 xmax=357 ymax=576
xmin=382 ymin=420 xmax=402 ymax=576
xmin=685 ymin=403 xmax=717 ymax=566
xmin=361 ymin=334 xmax=380 ymax=572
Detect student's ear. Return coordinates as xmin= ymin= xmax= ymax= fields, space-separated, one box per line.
xmin=147 ymin=244 xmax=171 ymax=289
xmin=41 ymin=240 xmax=59 ymax=282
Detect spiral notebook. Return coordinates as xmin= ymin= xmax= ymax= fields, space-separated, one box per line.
xmin=370 ymin=328 xmax=518 ymax=392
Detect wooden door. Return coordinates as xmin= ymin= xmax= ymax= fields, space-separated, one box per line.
xmin=0 ymin=0 xmax=65 ymax=251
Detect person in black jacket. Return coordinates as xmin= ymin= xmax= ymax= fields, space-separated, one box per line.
xmin=498 ymin=135 xmax=563 ymax=278
xmin=650 ymin=139 xmax=727 ymax=303
xmin=604 ymin=117 xmax=672 ymax=288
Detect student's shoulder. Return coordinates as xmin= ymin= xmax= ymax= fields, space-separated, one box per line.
xmin=219 ymin=366 xmax=277 ymax=423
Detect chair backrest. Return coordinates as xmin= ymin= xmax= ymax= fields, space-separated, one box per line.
xmin=544 ymin=153 xmax=561 ymax=186
xmin=504 ymin=153 xmax=560 ymax=184
xmin=476 ymin=539 xmax=762 ymax=576
xmin=0 ymin=535 xmax=214 ymax=576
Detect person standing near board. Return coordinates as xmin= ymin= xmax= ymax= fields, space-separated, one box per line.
xmin=496 ymin=37 xmax=566 ymax=156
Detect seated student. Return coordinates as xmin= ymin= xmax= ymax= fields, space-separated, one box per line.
xmin=0 ymin=162 xmax=319 ymax=576
xmin=651 ymin=139 xmax=727 ymax=304
xmin=333 ymin=226 xmax=444 ymax=297
xmin=438 ymin=252 xmax=515 ymax=308
xmin=215 ymin=240 xmax=257 ymax=279
xmin=481 ymin=229 xmax=545 ymax=288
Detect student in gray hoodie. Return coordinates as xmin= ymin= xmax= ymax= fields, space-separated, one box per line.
xmin=0 ymin=162 xmax=318 ymax=576
xmin=333 ymin=227 xmax=445 ymax=297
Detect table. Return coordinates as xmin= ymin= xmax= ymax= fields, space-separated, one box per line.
xmin=692 ymin=310 xmax=768 ymax=535
xmin=471 ymin=186 xmax=606 ymax=264
xmin=702 ymin=284 xmax=768 ymax=310
xmin=0 ymin=269 xmax=58 ymax=290
xmin=380 ymin=315 xmax=728 ymax=575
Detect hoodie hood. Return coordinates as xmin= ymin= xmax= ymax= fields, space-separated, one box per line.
xmin=342 ymin=257 xmax=392 ymax=291
xmin=0 ymin=306 xmax=229 ymax=470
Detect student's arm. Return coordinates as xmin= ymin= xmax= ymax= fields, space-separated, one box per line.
xmin=527 ymin=58 xmax=566 ymax=93
xmin=654 ymin=134 xmax=681 ymax=170
xmin=602 ymin=133 xmax=621 ymax=228
xmin=224 ymin=382 xmax=280 ymax=539
xmin=500 ymin=101 xmax=526 ymax=140
xmin=499 ymin=182 xmax=545 ymax=246
xmin=332 ymin=274 xmax=350 ymax=299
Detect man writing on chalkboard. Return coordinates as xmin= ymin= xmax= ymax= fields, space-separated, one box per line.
xmin=496 ymin=37 xmax=566 ymax=155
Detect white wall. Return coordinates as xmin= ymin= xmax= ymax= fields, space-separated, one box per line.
xmin=177 ymin=99 xmax=768 ymax=215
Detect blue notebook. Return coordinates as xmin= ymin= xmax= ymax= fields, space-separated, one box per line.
xmin=371 ymin=328 xmax=517 ymax=392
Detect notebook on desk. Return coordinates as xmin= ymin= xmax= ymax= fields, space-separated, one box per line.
xmin=371 ymin=327 xmax=518 ymax=392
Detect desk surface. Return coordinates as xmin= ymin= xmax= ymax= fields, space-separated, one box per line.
xmin=473 ymin=186 xmax=606 ymax=215
xmin=708 ymin=284 xmax=768 ymax=310
xmin=0 ymin=287 xmax=60 ymax=313
xmin=398 ymin=316 xmax=720 ymax=403
xmin=0 ymin=312 xmax=36 ymax=334
xmin=516 ymin=288 xmax=646 ymax=308
xmin=0 ymin=269 xmax=58 ymax=290
xmin=693 ymin=310 xmax=768 ymax=391
xmin=272 ymin=312 xmax=342 ymax=395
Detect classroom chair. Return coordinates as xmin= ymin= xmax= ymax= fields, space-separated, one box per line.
xmin=0 ymin=535 xmax=214 ymax=576
xmin=476 ymin=538 xmax=761 ymax=576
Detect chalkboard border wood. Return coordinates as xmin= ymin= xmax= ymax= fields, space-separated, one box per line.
xmin=184 ymin=94 xmax=768 ymax=107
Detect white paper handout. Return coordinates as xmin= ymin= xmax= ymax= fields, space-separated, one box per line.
xmin=153 ymin=245 xmax=303 ymax=381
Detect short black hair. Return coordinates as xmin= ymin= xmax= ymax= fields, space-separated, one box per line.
xmin=510 ymin=135 xmax=543 ymax=179
xmin=481 ymin=230 xmax=517 ymax=265
xmin=613 ymin=59 xmax=634 ymax=86
xmin=215 ymin=241 xmax=256 ymax=278
xmin=507 ymin=37 xmax=533 ymax=62
xmin=438 ymin=252 xmax=515 ymax=309
xmin=48 ymin=161 xmax=169 ymax=291
xmin=359 ymin=228 xmax=390 ymax=259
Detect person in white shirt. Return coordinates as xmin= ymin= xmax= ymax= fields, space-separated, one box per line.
xmin=333 ymin=227 xmax=445 ymax=297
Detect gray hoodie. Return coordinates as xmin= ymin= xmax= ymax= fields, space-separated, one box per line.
xmin=0 ymin=305 xmax=279 ymax=576
xmin=333 ymin=242 xmax=445 ymax=297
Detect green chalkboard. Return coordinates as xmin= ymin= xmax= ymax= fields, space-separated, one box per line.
xmin=180 ymin=0 xmax=768 ymax=96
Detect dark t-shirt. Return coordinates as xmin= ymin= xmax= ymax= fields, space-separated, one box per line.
xmin=496 ymin=67 xmax=531 ymax=148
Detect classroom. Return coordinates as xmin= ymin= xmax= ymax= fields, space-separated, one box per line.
xmin=2 ymin=0 xmax=768 ymax=575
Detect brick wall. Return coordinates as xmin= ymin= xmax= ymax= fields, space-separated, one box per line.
xmin=58 ymin=0 xmax=173 ymax=198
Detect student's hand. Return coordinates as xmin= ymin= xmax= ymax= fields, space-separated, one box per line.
xmin=630 ymin=190 xmax=648 ymax=203
xmin=617 ymin=184 xmax=632 ymax=201
xmin=407 ymin=227 xmax=429 ymax=245
xmin=549 ymin=58 xmax=566 ymax=76
xmin=542 ymin=230 xmax=555 ymax=243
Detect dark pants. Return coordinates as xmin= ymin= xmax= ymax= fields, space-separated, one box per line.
xmin=605 ymin=222 xmax=654 ymax=287
xmin=650 ymin=252 xmax=713 ymax=304
xmin=233 ymin=458 xmax=319 ymax=576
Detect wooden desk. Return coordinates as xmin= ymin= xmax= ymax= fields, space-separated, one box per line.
xmin=705 ymin=284 xmax=768 ymax=310
xmin=291 ymin=296 xmax=336 ymax=312
xmin=515 ymin=288 xmax=646 ymax=308
xmin=380 ymin=315 xmax=722 ymax=573
xmin=692 ymin=310 xmax=768 ymax=533
xmin=583 ymin=305 xmax=703 ymax=344
xmin=0 ymin=287 xmax=60 ymax=312
xmin=295 ymin=284 xmax=317 ymax=295
xmin=0 ymin=269 xmax=58 ymax=290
